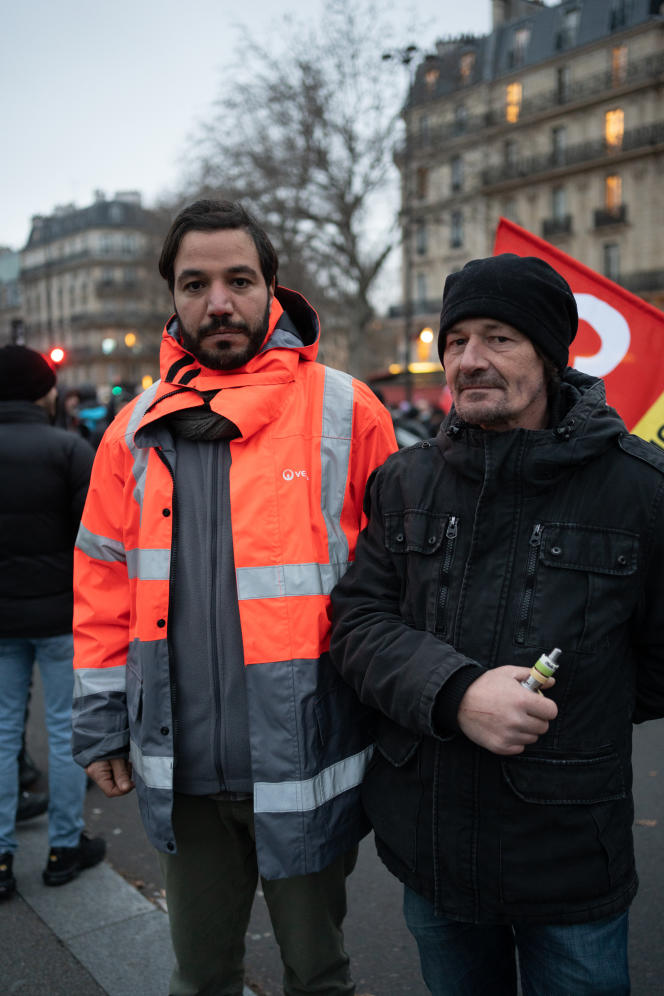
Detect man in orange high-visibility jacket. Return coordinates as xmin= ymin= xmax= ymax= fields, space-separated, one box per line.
xmin=72 ymin=199 xmax=396 ymax=995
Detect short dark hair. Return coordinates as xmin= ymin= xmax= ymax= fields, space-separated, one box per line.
xmin=158 ymin=199 xmax=279 ymax=292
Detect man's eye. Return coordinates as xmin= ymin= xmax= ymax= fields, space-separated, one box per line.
xmin=232 ymin=278 xmax=250 ymax=288
xmin=184 ymin=281 xmax=203 ymax=292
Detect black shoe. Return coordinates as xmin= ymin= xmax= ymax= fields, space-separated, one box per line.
xmin=18 ymin=748 xmax=41 ymax=789
xmin=16 ymin=790 xmax=49 ymax=823
xmin=42 ymin=832 xmax=106 ymax=887
xmin=0 ymin=853 xmax=16 ymax=900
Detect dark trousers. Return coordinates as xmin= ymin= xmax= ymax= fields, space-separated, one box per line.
xmin=158 ymin=793 xmax=356 ymax=996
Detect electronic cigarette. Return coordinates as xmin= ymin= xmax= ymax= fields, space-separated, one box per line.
xmin=521 ymin=647 xmax=561 ymax=694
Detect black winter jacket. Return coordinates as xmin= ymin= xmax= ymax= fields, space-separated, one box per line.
xmin=330 ymin=369 xmax=664 ymax=925
xmin=0 ymin=400 xmax=94 ymax=637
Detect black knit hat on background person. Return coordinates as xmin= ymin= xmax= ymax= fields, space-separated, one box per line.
xmin=438 ymin=253 xmax=578 ymax=371
xmin=0 ymin=345 xmax=57 ymax=402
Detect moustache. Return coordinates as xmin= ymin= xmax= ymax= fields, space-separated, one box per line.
xmin=199 ymin=316 xmax=250 ymax=337
xmin=456 ymin=374 xmax=505 ymax=391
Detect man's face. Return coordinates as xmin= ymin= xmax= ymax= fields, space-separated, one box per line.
xmin=173 ymin=228 xmax=275 ymax=370
xmin=443 ymin=318 xmax=549 ymax=431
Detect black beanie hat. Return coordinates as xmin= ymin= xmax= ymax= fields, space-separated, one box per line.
xmin=438 ymin=254 xmax=578 ymax=370
xmin=0 ymin=345 xmax=57 ymax=402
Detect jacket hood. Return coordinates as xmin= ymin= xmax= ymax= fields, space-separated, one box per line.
xmin=437 ymin=367 xmax=628 ymax=491
xmin=158 ymin=284 xmax=319 ymax=390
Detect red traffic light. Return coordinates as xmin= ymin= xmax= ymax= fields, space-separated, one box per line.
xmin=49 ymin=346 xmax=66 ymax=365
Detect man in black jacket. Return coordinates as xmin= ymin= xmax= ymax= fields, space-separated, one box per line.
xmin=330 ymin=254 xmax=664 ymax=995
xmin=0 ymin=345 xmax=105 ymax=900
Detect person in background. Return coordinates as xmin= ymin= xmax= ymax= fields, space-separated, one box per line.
xmin=330 ymin=254 xmax=664 ymax=995
xmin=0 ymin=345 xmax=105 ymax=901
xmin=72 ymin=199 xmax=396 ymax=995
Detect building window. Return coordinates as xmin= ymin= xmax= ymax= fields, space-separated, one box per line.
xmin=419 ymin=115 xmax=430 ymax=144
xmin=557 ymin=65 xmax=571 ymax=103
xmin=454 ymin=104 xmax=467 ymax=135
xmin=557 ymin=7 xmax=580 ymax=49
xmin=415 ymin=167 xmax=429 ymax=200
xmin=612 ymin=45 xmax=628 ymax=86
xmin=504 ymin=138 xmax=518 ymax=169
xmin=510 ymin=27 xmax=531 ymax=67
xmin=552 ymin=125 xmax=567 ymax=166
xmin=100 ymin=233 xmax=113 ymax=254
xmin=506 ymin=82 xmax=522 ymax=124
xmin=459 ymin=52 xmax=475 ymax=83
xmin=605 ymin=174 xmax=622 ymax=213
xmin=451 ymin=155 xmax=463 ymax=192
xmin=605 ymin=108 xmax=624 ymax=150
xmin=425 ymin=67 xmax=439 ymax=92
xmin=450 ymin=211 xmax=464 ymax=249
xmin=416 ymin=273 xmax=428 ymax=305
xmin=552 ymin=186 xmax=567 ymax=221
xmin=415 ymin=221 xmax=428 ymax=255
xmin=609 ymin=0 xmax=629 ymax=31
xmin=603 ymin=242 xmax=620 ymax=281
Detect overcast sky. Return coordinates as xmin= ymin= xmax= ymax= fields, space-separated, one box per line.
xmin=0 ymin=0 xmax=509 ymax=251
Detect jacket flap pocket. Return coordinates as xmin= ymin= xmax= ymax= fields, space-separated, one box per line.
xmin=375 ymin=717 xmax=422 ymax=766
xmin=385 ymin=511 xmax=447 ymax=554
xmin=540 ymin=525 xmax=638 ymax=575
xmin=502 ymin=752 xmax=626 ymax=804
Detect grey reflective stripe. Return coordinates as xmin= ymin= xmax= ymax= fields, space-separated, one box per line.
xmin=253 ymin=745 xmax=373 ymax=814
xmin=129 ymin=740 xmax=173 ymax=790
xmin=235 ymin=367 xmax=355 ymax=601
xmin=125 ymin=380 xmax=161 ymax=513
xmin=320 ymin=368 xmax=353 ymax=587
xmin=236 ymin=561 xmax=349 ymax=600
xmin=125 ymin=547 xmax=171 ymax=581
xmin=74 ymin=665 xmax=126 ymax=698
xmin=76 ymin=522 xmax=126 ymax=564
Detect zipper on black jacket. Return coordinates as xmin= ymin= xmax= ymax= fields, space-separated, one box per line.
xmin=208 ymin=447 xmax=226 ymax=786
xmin=515 ymin=523 xmax=542 ymax=645
xmin=435 ymin=515 xmax=458 ymax=637
xmin=156 ymin=447 xmax=180 ymax=754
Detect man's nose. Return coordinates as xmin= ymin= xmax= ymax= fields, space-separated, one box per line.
xmin=207 ymin=281 xmax=234 ymax=315
xmin=459 ymin=338 xmax=489 ymax=371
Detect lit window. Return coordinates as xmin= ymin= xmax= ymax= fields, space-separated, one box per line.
xmin=460 ymin=52 xmax=475 ymax=82
xmin=425 ymin=68 xmax=439 ymax=92
xmin=506 ymin=83 xmax=522 ymax=124
xmin=612 ymin=46 xmax=627 ymax=85
xmin=603 ymin=243 xmax=620 ymax=281
xmin=605 ymin=175 xmax=622 ymax=213
xmin=605 ymin=108 xmax=624 ymax=149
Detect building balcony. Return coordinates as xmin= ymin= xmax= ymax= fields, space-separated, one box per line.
xmin=542 ymin=215 xmax=573 ymax=238
xmin=95 ymin=279 xmax=142 ymax=298
xmin=482 ymin=121 xmax=664 ymax=187
xmin=593 ymin=205 xmax=628 ymax=228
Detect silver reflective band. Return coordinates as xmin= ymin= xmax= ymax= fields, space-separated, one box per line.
xmin=76 ymin=522 xmax=126 ymax=564
xmin=74 ymin=665 xmax=126 ymax=698
xmin=253 ymin=745 xmax=374 ymax=814
xmin=321 ymin=368 xmax=353 ymax=577
xmin=125 ymin=547 xmax=171 ymax=581
xmin=125 ymin=379 xmax=161 ymax=511
xmin=236 ymin=561 xmax=350 ymax=600
xmin=129 ymin=741 xmax=173 ymax=790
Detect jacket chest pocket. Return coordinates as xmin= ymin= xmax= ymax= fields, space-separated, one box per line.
xmin=515 ymin=523 xmax=639 ymax=652
xmin=384 ymin=510 xmax=459 ymax=636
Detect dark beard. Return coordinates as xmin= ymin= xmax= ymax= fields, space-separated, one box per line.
xmin=178 ymin=301 xmax=271 ymax=370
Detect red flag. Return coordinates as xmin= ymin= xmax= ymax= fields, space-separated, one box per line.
xmin=493 ymin=217 xmax=664 ymax=449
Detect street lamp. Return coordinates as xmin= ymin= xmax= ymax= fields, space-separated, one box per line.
xmin=383 ymin=45 xmax=419 ymax=403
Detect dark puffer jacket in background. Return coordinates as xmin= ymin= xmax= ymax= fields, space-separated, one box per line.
xmin=330 ymin=369 xmax=664 ymax=926
xmin=0 ymin=400 xmax=95 ymax=637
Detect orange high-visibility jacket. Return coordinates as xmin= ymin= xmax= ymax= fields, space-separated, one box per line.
xmin=72 ymin=287 xmax=396 ymax=878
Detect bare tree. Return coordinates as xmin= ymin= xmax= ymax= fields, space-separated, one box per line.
xmin=183 ymin=0 xmax=404 ymax=377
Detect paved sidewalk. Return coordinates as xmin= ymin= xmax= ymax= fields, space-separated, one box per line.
xmin=1 ymin=814 xmax=255 ymax=995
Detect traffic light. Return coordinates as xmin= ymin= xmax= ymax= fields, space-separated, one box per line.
xmin=49 ymin=346 xmax=66 ymax=366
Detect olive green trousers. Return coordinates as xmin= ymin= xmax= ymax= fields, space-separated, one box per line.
xmin=158 ymin=793 xmax=357 ymax=996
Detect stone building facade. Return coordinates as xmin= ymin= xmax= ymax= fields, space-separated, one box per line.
xmin=389 ymin=0 xmax=664 ymax=375
xmin=18 ymin=192 xmax=170 ymax=399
